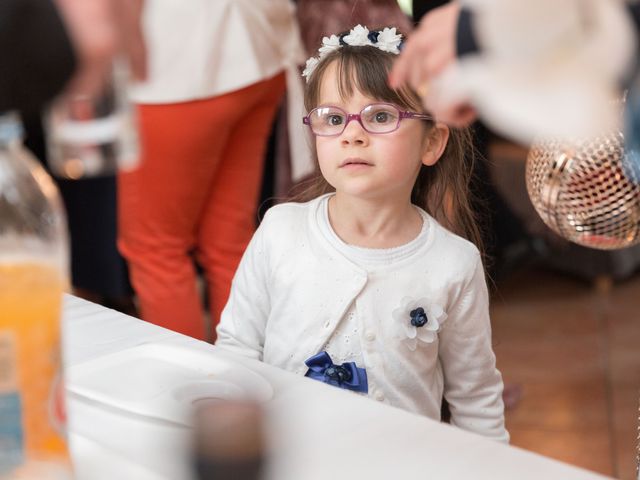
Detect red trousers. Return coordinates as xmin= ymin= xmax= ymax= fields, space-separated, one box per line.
xmin=118 ymin=73 xmax=285 ymax=340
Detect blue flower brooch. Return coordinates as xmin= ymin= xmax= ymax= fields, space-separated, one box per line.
xmin=392 ymin=297 xmax=447 ymax=351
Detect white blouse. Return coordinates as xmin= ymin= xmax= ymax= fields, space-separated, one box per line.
xmin=129 ymin=0 xmax=305 ymax=103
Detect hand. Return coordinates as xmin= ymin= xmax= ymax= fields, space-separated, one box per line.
xmin=424 ymin=93 xmax=477 ymax=129
xmin=389 ymin=2 xmax=476 ymax=127
xmin=54 ymin=0 xmax=147 ymax=97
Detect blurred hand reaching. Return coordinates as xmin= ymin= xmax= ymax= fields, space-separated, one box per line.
xmin=389 ymin=2 xmax=477 ymax=128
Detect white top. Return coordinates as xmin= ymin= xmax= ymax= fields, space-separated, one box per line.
xmin=129 ymin=0 xmax=305 ymax=103
xmin=216 ymin=194 xmax=509 ymax=443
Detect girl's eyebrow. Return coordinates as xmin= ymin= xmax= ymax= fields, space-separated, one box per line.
xmin=316 ymin=99 xmax=384 ymax=109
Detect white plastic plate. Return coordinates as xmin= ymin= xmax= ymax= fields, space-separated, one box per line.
xmin=66 ymin=343 xmax=273 ymax=426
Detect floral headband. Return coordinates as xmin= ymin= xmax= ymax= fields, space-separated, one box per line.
xmin=302 ymin=25 xmax=403 ymax=82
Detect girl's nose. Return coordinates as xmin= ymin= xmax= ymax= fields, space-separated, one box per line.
xmin=341 ymin=116 xmax=368 ymax=145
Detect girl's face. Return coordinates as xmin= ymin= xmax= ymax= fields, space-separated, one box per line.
xmin=314 ymin=61 xmax=448 ymax=204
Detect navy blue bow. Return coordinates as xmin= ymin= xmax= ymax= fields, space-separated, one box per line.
xmin=304 ymin=351 xmax=368 ymax=393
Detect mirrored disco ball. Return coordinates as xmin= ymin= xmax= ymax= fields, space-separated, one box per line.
xmin=526 ymin=130 xmax=640 ymax=250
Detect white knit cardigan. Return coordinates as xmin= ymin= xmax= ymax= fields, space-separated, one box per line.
xmin=216 ymin=195 xmax=509 ymax=443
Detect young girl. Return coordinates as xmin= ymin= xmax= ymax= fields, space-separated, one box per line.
xmin=215 ymin=25 xmax=508 ymax=443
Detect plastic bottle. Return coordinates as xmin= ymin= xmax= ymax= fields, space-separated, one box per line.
xmin=0 ymin=112 xmax=72 ymax=478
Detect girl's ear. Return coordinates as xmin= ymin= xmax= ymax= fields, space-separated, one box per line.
xmin=421 ymin=123 xmax=450 ymax=166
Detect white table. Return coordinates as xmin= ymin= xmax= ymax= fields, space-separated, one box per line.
xmin=63 ymin=295 xmax=611 ymax=480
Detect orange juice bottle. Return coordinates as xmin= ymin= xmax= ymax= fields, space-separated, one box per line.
xmin=0 ymin=113 xmax=72 ymax=478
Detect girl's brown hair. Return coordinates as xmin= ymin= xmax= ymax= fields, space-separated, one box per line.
xmin=294 ymin=42 xmax=485 ymax=257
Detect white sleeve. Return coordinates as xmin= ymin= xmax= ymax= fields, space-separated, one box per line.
xmin=214 ymin=216 xmax=271 ymax=361
xmin=438 ymin=253 xmax=510 ymax=443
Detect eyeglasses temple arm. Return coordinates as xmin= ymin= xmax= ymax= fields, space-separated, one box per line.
xmin=401 ymin=112 xmax=433 ymax=121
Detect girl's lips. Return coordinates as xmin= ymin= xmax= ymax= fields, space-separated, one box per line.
xmin=340 ymin=158 xmax=373 ymax=167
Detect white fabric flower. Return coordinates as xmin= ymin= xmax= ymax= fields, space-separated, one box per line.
xmin=342 ymin=25 xmax=373 ymax=47
xmin=302 ymin=56 xmax=320 ymax=81
xmin=318 ymin=35 xmax=341 ymax=57
xmin=392 ymin=297 xmax=447 ymax=351
xmin=376 ymin=27 xmax=403 ymax=54
xmin=300 ymin=25 xmax=405 ymax=82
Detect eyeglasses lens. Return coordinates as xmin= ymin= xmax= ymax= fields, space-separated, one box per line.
xmin=361 ymin=104 xmax=399 ymax=133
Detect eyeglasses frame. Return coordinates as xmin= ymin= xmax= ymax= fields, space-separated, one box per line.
xmin=302 ymin=102 xmax=433 ymax=137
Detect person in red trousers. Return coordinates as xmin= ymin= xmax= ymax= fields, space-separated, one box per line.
xmin=119 ymin=0 xmax=305 ymax=340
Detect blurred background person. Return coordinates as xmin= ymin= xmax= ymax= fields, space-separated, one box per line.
xmin=391 ymin=1 xmax=640 ymax=140
xmin=118 ymin=0 xmax=305 ymax=340
xmin=2 ymin=0 xmax=146 ymax=314
xmin=391 ymin=0 xmax=640 ymax=272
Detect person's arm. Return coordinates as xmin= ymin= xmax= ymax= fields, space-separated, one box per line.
xmin=215 ymin=216 xmax=272 ymax=361
xmin=0 ymin=0 xmax=76 ymax=113
xmin=438 ymin=253 xmax=509 ymax=443
xmin=458 ymin=2 xmax=639 ymax=57
xmin=399 ymin=1 xmax=640 ymax=80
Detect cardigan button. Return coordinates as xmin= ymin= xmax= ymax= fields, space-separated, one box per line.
xmin=364 ymin=330 xmax=376 ymax=342
xmin=374 ymin=391 xmax=385 ymax=402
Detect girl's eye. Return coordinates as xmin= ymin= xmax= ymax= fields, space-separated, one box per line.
xmin=327 ymin=114 xmax=344 ymax=126
xmin=367 ymin=107 xmax=398 ymax=124
xmin=374 ymin=112 xmax=390 ymax=123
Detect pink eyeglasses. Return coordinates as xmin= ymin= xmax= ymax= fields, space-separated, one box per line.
xmin=303 ymin=103 xmax=432 ymax=136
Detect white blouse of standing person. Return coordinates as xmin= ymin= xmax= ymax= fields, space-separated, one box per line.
xmin=215 ymin=25 xmax=508 ymax=443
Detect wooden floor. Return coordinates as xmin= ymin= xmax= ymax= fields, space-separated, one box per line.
xmin=491 ymin=267 xmax=640 ymax=479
